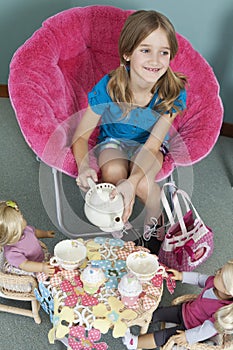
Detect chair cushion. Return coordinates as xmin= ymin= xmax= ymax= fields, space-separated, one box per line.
xmin=8 ymin=6 xmax=223 ymax=181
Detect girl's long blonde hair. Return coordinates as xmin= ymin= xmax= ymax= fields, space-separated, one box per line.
xmin=214 ymin=261 xmax=233 ymax=334
xmin=0 ymin=201 xmax=23 ymax=246
xmin=108 ymin=10 xmax=187 ymax=116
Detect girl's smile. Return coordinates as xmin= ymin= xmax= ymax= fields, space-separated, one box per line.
xmin=126 ymin=27 xmax=171 ymax=90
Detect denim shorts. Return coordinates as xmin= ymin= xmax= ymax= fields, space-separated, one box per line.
xmin=94 ymin=137 xmax=169 ymax=160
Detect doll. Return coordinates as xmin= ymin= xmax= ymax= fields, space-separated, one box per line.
xmin=0 ymin=200 xmax=55 ymax=276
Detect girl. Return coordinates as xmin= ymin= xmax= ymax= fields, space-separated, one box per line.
xmin=0 ymin=200 xmax=55 ymax=276
xmin=123 ymin=260 xmax=233 ymax=349
xmin=73 ymin=10 xmax=187 ymax=244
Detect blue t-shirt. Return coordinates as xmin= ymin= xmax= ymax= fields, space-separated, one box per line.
xmin=88 ymin=74 xmax=186 ymax=146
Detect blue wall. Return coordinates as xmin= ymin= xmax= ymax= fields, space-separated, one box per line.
xmin=1 ymin=0 xmax=232 ymax=122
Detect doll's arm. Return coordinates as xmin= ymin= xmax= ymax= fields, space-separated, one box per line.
xmin=19 ymin=260 xmax=54 ymax=276
xmin=35 ymin=229 xmax=55 ymax=239
xmin=171 ymin=321 xmax=217 ymax=346
xmin=182 ymin=271 xmax=209 ymax=287
xmin=171 ymin=330 xmax=187 ymax=346
xmin=185 ymin=320 xmax=217 ymax=345
xmin=167 ymin=269 xmax=183 ymax=281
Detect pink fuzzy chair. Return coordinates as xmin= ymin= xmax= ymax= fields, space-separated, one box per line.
xmin=8 ymin=6 xmax=223 ymax=235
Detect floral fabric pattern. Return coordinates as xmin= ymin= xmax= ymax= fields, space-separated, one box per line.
xmin=48 ymin=295 xmax=75 ymax=344
xmin=68 ymin=325 xmax=108 ymax=350
xmin=92 ymin=296 xmax=137 ymax=338
xmin=34 ymin=282 xmax=54 ymax=322
xmin=91 ymin=259 xmax=126 ymax=289
xmin=116 ymin=241 xmax=150 ymax=260
xmin=60 ymin=275 xmax=99 ymax=307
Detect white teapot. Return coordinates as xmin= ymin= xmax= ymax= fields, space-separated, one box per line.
xmin=84 ymin=178 xmax=124 ymax=232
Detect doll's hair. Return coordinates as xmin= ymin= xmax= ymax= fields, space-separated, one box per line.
xmin=214 ymin=303 xmax=233 ymax=334
xmin=214 ymin=261 xmax=233 ymax=334
xmin=222 ymin=260 xmax=233 ymax=297
xmin=108 ymin=10 xmax=187 ymax=115
xmin=0 ymin=201 xmax=24 ymax=246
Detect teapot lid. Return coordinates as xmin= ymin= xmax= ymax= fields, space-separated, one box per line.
xmin=85 ymin=184 xmax=124 ymax=214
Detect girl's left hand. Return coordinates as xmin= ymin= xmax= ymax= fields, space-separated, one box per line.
xmin=172 ymin=330 xmax=187 ymax=346
xmin=111 ymin=179 xmax=136 ymax=223
xmin=46 ymin=231 xmax=55 ymax=238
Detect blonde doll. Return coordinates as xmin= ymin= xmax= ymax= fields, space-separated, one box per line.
xmin=73 ymin=10 xmax=187 ymax=252
xmin=214 ymin=301 xmax=233 ymax=334
xmin=0 ymin=200 xmax=55 ymax=276
xmin=123 ymin=260 xmax=233 ymax=349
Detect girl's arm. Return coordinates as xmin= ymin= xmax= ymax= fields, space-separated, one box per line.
xmin=129 ymin=112 xmax=177 ymax=186
xmin=72 ymin=106 xmax=101 ymax=189
xmin=19 ymin=260 xmax=55 ymax=276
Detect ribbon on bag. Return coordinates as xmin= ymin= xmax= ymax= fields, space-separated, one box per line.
xmin=173 ymin=238 xmax=195 ymax=265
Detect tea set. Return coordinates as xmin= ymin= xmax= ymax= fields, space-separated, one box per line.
xmin=84 ymin=177 xmax=125 ymax=232
xmin=50 ymin=178 xmax=166 ymax=305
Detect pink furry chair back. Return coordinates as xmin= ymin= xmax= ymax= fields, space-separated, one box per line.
xmin=8 ymin=5 xmax=223 ymax=181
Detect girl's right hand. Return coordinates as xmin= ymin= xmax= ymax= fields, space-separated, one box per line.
xmin=111 ymin=179 xmax=136 ymax=223
xmin=167 ymin=269 xmax=183 ymax=281
xmin=76 ymin=168 xmax=98 ymax=191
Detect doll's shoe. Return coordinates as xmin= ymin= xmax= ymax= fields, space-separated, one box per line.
xmin=143 ymin=215 xmax=165 ymax=241
xmin=134 ymin=215 xmax=165 ymax=255
xmin=122 ymin=328 xmax=138 ymax=350
xmin=111 ymin=221 xmax=132 ymax=239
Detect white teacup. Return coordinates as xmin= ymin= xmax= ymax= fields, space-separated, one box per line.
xmin=50 ymin=240 xmax=87 ymax=270
xmin=126 ymin=252 xmax=165 ymax=281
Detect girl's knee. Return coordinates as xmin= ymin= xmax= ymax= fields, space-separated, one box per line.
xmin=136 ymin=176 xmax=160 ymax=199
xmin=101 ymin=163 xmax=127 ymax=185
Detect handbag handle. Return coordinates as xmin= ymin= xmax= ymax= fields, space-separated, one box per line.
xmin=161 ymin=183 xmax=187 ymax=234
xmin=161 ymin=183 xmax=205 ymax=235
xmin=161 ymin=182 xmax=188 ymax=224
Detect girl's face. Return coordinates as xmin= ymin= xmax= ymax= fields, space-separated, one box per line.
xmin=125 ymin=27 xmax=171 ymax=90
xmin=214 ymin=267 xmax=232 ymax=299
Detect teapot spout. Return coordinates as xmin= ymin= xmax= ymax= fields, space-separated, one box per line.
xmin=112 ymin=215 xmax=124 ymax=230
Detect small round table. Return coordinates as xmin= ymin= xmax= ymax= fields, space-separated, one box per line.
xmin=35 ymin=237 xmax=164 ymax=349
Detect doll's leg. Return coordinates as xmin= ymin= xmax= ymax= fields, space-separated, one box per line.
xmin=123 ymin=329 xmax=156 ymax=349
xmin=151 ymin=305 xmax=184 ymax=325
xmin=123 ymin=306 xmax=185 ymax=349
xmin=123 ymin=327 xmax=183 ymax=349
xmin=138 ymin=325 xmax=184 ymax=349
xmin=142 ymin=305 xmax=186 ymax=348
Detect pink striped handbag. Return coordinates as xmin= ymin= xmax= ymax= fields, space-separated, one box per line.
xmin=158 ymin=183 xmax=214 ymax=271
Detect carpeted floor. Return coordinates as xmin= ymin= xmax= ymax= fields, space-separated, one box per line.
xmin=0 ymin=97 xmax=233 ymax=350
